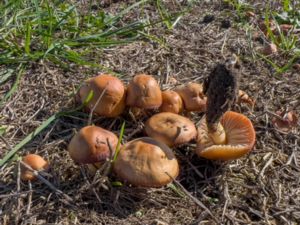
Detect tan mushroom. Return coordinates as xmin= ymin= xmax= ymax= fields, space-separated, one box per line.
xmin=126 ymin=74 xmax=162 ymax=109
xmin=79 ymin=74 xmax=126 ymax=117
xmin=175 ymin=83 xmax=207 ymax=112
xmin=160 ymin=90 xmax=183 ymax=114
xmin=21 ymin=154 xmax=49 ymax=181
xmin=68 ymin=126 xmax=119 ymax=164
xmin=113 ymin=137 xmax=179 ymax=187
xmin=145 ymin=112 xmax=197 ymax=147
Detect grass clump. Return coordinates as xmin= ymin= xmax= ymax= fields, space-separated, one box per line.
xmin=0 ymin=0 xmax=149 ymax=68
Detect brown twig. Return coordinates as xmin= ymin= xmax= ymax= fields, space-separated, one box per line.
xmin=90 ymin=138 xmax=115 ymax=188
xmin=16 ymin=161 xmax=21 ymax=224
xmin=26 ymin=181 xmax=32 ymax=215
xmin=79 ymin=166 xmax=103 ymax=204
xmin=125 ymin=123 xmax=144 ymax=141
xmin=87 ymin=87 xmax=107 ymax=126
xmin=165 ymin=172 xmax=219 ymax=223
xmin=20 ymin=161 xmax=74 ymax=204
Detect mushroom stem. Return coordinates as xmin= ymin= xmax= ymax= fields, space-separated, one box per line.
xmin=207 ymin=122 xmax=226 ymax=145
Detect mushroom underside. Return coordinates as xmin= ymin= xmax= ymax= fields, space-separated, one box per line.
xmin=196 ymin=111 xmax=255 ymax=160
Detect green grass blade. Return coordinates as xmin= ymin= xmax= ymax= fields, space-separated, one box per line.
xmin=105 ymin=0 xmax=149 ymax=26
xmin=0 ymin=92 xmax=93 ymax=167
xmin=0 ymin=113 xmax=58 ymax=167
xmin=0 ymin=68 xmax=14 ymax=84
xmin=25 ymin=21 xmax=31 ymax=54
xmin=283 ymin=0 xmax=290 ymax=12
xmin=113 ymin=121 xmax=126 ymax=162
xmin=0 ymin=64 xmax=24 ymax=105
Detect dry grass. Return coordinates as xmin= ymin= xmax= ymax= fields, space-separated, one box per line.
xmin=1 ymin=1 xmax=300 ymax=224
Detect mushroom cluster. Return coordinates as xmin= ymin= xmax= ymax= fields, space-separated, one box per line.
xmin=77 ymin=73 xmax=209 ymax=118
xmin=20 ymin=56 xmax=256 ymax=188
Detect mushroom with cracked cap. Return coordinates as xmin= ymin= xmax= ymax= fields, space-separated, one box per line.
xmin=196 ymin=55 xmax=256 ymax=160
xmin=145 ymin=112 xmax=197 ymax=147
xmin=113 ymin=137 xmax=179 ymax=187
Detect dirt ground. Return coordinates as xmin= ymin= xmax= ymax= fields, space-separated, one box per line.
xmin=1 ymin=1 xmax=300 ymax=224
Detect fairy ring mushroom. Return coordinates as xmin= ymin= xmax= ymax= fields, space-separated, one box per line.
xmin=175 ymin=82 xmax=207 ymax=113
xmin=113 ymin=137 xmax=179 ymax=187
xmin=160 ymin=90 xmax=183 ymax=114
xmin=145 ymin=112 xmax=197 ymax=147
xmin=68 ymin=126 xmax=119 ymax=165
xmin=78 ymin=74 xmax=126 ymax=117
xmin=21 ymin=154 xmax=49 ymax=181
xmin=126 ymin=74 xmax=162 ymax=110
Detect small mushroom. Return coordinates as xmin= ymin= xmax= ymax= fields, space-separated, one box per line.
xmin=21 ymin=154 xmax=49 ymax=181
xmin=126 ymin=74 xmax=162 ymax=109
xmin=196 ymin=55 xmax=256 ymax=160
xmin=160 ymin=90 xmax=183 ymax=114
xmin=145 ymin=112 xmax=197 ymax=147
xmin=196 ymin=111 xmax=256 ymax=160
xmin=79 ymin=74 xmax=126 ymax=117
xmin=113 ymin=137 xmax=179 ymax=187
xmin=68 ymin=126 xmax=118 ymax=164
xmin=175 ymin=83 xmax=207 ymax=112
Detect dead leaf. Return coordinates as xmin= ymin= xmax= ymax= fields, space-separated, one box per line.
xmin=272 ymin=110 xmax=298 ymax=132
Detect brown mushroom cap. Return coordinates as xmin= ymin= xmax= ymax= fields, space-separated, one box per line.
xmin=160 ymin=90 xmax=183 ymax=114
xmin=21 ymin=154 xmax=49 ymax=181
xmin=196 ymin=111 xmax=256 ymax=160
xmin=79 ymin=74 xmax=126 ymax=117
xmin=68 ymin=126 xmax=119 ymax=164
xmin=126 ymin=74 xmax=162 ymax=109
xmin=145 ymin=112 xmax=197 ymax=147
xmin=113 ymin=137 xmax=179 ymax=187
xmin=175 ymin=83 xmax=207 ymax=112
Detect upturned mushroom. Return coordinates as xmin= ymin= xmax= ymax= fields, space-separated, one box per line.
xmin=160 ymin=90 xmax=183 ymax=114
xmin=113 ymin=137 xmax=179 ymax=187
xmin=196 ymin=55 xmax=256 ymax=160
xmin=145 ymin=112 xmax=197 ymax=147
xmin=175 ymin=82 xmax=207 ymax=112
xmin=78 ymin=74 xmax=126 ymax=117
xmin=68 ymin=126 xmax=119 ymax=165
xmin=21 ymin=154 xmax=49 ymax=181
xmin=126 ymin=74 xmax=162 ymax=110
